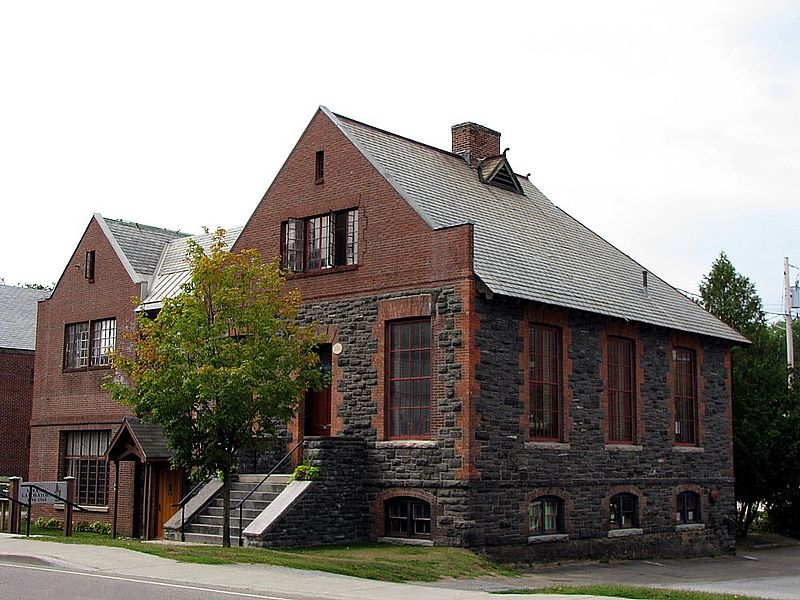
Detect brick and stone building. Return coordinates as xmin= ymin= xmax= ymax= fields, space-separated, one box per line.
xmin=0 ymin=284 xmax=49 ymax=479
xmin=228 ymin=108 xmax=746 ymax=559
xmin=32 ymin=108 xmax=746 ymax=560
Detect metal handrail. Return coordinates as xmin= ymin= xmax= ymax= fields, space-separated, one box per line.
xmin=234 ymin=440 xmax=304 ymax=547
xmin=18 ymin=483 xmax=88 ymax=537
xmin=172 ymin=475 xmax=213 ymax=542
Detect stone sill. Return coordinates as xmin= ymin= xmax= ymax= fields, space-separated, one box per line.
xmin=54 ymin=503 xmax=108 ymax=513
xmin=608 ymin=528 xmax=643 ymax=538
xmin=672 ymin=446 xmax=705 ymax=453
xmin=527 ymin=533 xmax=569 ymax=544
xmin=525 ymin=441 xmax=571 ymax=451
xmin=604 ymin=444 xmax=643 ymax=452
xmin=378 ymin=536 xmax=434 ymax=547
xmin=375 ymin=440 xmax=437 ymax=449
xmin=676 ymin=523 xmax=705 ymax=532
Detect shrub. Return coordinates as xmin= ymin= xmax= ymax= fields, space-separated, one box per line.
xmin=290 ymin=464 xmax=320 ymax=481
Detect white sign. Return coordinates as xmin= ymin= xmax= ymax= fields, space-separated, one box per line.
xmin=18 ymin=481 xmax=68 ymax=505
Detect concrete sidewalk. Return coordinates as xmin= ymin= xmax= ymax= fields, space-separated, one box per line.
xmin=0 ymin=534 xmax=614 ymax=600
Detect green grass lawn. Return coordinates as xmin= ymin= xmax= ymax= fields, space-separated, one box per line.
xmin=19 ymin=526 xmax=516 ymax=582
xmin=496 ymin=584 xmax=763 ymax=599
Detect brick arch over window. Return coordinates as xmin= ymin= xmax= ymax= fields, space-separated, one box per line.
xmin=602 ymin=485 xmax=646 ymax=530
xmin=371 ymin=487 xmax=439 ymax=541
xmin=672 ymin=483 xmax=706 ymax=526
xmin=520 ymin=487 xmax=573 ymax=536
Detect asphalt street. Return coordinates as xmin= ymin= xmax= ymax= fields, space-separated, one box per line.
xmin=2 ymin=533 xmax=799 ymax=599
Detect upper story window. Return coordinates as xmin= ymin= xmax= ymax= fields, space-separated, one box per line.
xmin=281 ymin=209 xmax=358 ymax=273
xmin=673 ymin=348 xmax=697 ymax=445
xmin=315 ymin=150 xmax=324 ymax=183
xmin=64 ymin=318 xmax=116 ymax=370
xmin=84 ymin=250 xmax=95 ymax=281
xmin=529 ymin=496 xmax=564 ymax=535
xmin=387 ymin=319 xmax=431 ymax=439
xmin=608 ymin=336 xmax=635 ymax=443
xmin=385 ymin=496 xmax=431 ymax=538
xmin=530 ymin=324 xmax=562 ymax=441
xmin=609 ymin=492 xmax=638 ymax=529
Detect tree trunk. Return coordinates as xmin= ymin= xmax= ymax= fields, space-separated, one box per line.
xmin=222 ymin=469 xmax=231 ymax=547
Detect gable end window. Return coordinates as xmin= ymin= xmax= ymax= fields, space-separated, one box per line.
xmin=530 ymin=324 xmax=562 ymax=440
xmin=64 ymin=318 xmax=116 ymax=370
xmin=609 ymin=492 xmax=638 ymax=529
xmin=387 ymin=319 xmax=431 ymax=439
xmin=677 ymin=491 xmax=701 ymax=524
xmin=84 ymin=250 xmax=95 ymax=281
xmin=529 ymin=496 xmax=564 ymax=535
xmin=673 ymin=348 xmax=697 ymax=445
xmin=315 ymin=150 xmax=324 ymax=183
xmin=281 ymin=209 xmax=358 ymax=273
xmin=385 ymin=497 xmax=431 ymax=538
xmin=608 ymin=337 xmax=635 ymax=443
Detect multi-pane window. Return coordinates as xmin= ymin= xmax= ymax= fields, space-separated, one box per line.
xmin=530 ymin=325 xmax=561 ymax=440
xmin=64 ymin=430 xmax=110 ymax=506
xmin=608 ymin=337 xmax=635 ymax=443
xmin=281 ymin=209 xmax=358 ymax=272
xmin=64 ymin=322 xmax=90 ymax=369
xmin=387 ymin=320 xmax=431 ymax=438
xmin=609 ymin=492 xmax=638 ymax=529
xmin=673 ymin=348 xmax=697 ymax=445
xmin=64 ymin=319 xmax=116 ymax=370
xmin=529 ymin=496 xmax=563 ymax=535
xmin=385 ymin=497 xmax=431 ymax=538
xmin=677 ymin=491 xmax=701 ymax=524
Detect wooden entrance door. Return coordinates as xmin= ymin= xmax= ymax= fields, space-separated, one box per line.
xmin=156 ymin=468 xmax=182 ymax=538
xmin=305 ymin=344 xmax=332 ymax=436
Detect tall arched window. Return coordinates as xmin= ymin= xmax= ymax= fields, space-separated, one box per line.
xmin=385 ymin=497 xmax=431 ymax=538
xmin=529 ymin=496 xmax=564 ymax=535
xmin=609 ymin=492 xmax=638 ymax=529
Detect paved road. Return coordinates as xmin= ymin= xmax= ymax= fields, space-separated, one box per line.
xmin=425 ymin=545 xmax=800 ymax=599
xmin=0 ymin=535 xmax=607 ymax=600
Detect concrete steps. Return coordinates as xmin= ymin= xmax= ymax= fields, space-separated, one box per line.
xmin=167 ymin=473 xmax=290 ymax=545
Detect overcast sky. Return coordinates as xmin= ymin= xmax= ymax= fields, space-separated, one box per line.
xmin=2 ymin=1 xmax=798 ymax=320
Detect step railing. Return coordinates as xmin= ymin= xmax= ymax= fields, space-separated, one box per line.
xmin=172 ymin=475 xmax=213 ymax=542
xmin=234 ymin=440 xmax=304 ymax=546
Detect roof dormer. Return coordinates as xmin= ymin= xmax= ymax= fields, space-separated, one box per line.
xmin=478 ymin=152 xmax=524 ymax=194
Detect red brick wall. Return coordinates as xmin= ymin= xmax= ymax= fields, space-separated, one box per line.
xmin=29 ymin=216 xmax=140 ymax=531
xmin=233 ymin=109 xmax=474 ymax=302
xmin=0 ymin=349 xmax=34 ymax=478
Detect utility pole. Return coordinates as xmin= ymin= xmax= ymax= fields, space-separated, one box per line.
xmin=784 ymin=257 xmax=794 ymax=389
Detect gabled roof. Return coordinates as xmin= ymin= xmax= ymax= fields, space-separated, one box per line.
xmin=106 ymin=417 xmax=172 ymax=462
xmin=95 ymin=214 xmax=189 ymax=283
xmin=323 ymin=107 xmax=747 ymax=344
xmin=0 ymin=285 xmax=50 ymax=351
xmin=478 ymin=154 xmax=524 ymax=194
xmin=138 ymin=226 xmax=243 ymax=312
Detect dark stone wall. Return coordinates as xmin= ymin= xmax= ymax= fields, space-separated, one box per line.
xmin=469 ymin=295 xmax=736 ymax=560
xmin=248 ymin=437 xmax=369 ymax=547
xmin=245 ymin=287 xmax=736 ymax=559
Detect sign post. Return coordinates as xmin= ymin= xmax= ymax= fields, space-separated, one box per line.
xmin=8 ymin=477 xmax=21 ymax=535
xmin=64 ymin=477 xmax=75 ymax=537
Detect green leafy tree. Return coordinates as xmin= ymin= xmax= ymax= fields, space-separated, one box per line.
xmin=106 ymin=230 xmax=324 ymax=546
xmin=699 ymin=252 xmax=799 ymax=537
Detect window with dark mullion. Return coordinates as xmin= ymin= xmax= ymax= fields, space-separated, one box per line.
xmin=608 ymin=337 xmax=635 ymax=443
xmin=609 ymin=492 xmax=638 ymax=529
xmin=387 ymin=320 xmax=431 ymax=438
xmin=673 ymin=348 xmax=697 ymax=444
xmin=530 ymin=325 xmax=561 ymax=440
xmin=385 ymin=497 xmax=431 ymax=538
xmin=281 ymin=209 xmax=357 ymax=272
xmin=64 ymin=430 xmax=110 ymax=506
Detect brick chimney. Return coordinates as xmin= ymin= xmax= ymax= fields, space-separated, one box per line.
xmin=451 ymin=122 xmax=501 ymax=166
